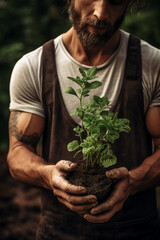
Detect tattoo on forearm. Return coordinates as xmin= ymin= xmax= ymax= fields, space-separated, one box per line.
xmin=9 ymin=111 xmax=40 ymax=147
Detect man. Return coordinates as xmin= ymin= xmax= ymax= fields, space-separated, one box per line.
xmin=8 ymin=0 xmax=160 ymax=239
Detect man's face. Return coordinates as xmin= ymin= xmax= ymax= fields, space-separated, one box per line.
xmin=68 ymin=0 xmax=128 ymax=48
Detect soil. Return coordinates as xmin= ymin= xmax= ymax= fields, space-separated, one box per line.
xmin=68 ymin=159 xmax=115 ymax=203
xmin=0 ymin=152 xmax=41 ymax=240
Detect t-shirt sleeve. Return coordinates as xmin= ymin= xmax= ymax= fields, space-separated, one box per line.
xmin=9 ymin=48 xmax=45 ymax=118
xmin=151 ymin=69 xmax=160 ymax=108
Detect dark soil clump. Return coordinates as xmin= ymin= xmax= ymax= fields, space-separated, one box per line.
xmin=68 ymin=159 xmax=115 ymax=203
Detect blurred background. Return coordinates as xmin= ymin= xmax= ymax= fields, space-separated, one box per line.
xmin=0 ymin=0 xmax=159 ymax=239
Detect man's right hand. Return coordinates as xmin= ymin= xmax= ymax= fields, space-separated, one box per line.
xmin=50 ymin=160 xmax=98 ymax=215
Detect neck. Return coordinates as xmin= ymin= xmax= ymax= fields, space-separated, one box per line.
xmin=62 ymin=27 xmax=121 ymax=66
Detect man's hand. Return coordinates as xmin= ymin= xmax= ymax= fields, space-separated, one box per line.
xmin=50 ymin=160 xmax=98 ymax=215
xmin=84 ymin=167 xmax=130 ymax=223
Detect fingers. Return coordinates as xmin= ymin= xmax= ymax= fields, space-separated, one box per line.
xmin=54 ymin=187 xmax=97 ymax=205
xmin=56 ymin=160 xmax=77 ymax=172
xmin=53 ymin=178 xmax=98 ymax=215
xmin=52 ymin=173 xmax=87 ymax=195
xmin=51 ymin=160 xmax=99 ymax=215
xmin=57 ymin=196 xmax=98 ymax=215
xmin=105 ymin=167 xmax=129 ymax=179
xmin=89 ymin=174 xmax=129 ymax=216
xmin=105 ymin=167 xmax=129 ymax=207
xmin=84 ymin=202 xmax=122 ymax=223
xmin=90 ymin=193 xmax=124 ymax=215
xmin=84 ymin=193 xmax=125 ymax=223
xmin=52 ymin=160 xmax=87 ymax=195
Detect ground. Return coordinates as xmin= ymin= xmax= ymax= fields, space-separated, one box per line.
xmin=0 ymin=152 xmax=41 ymax=240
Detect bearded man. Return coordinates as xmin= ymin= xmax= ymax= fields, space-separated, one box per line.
xmin=8 ymin=0 xmax=160 ymax=239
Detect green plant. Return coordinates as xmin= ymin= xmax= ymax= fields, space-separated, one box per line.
xmin=65 ymin=66 xmax=131 ymax=169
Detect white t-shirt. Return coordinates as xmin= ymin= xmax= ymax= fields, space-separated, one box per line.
xmin=9 ymin=30 xmax=160 ymax=124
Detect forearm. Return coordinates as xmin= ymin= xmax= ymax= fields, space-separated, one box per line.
xmin=129 ymin=149 xmax=160 ymax=195
xmin=7 ymin=145 xmax=53 ymax=190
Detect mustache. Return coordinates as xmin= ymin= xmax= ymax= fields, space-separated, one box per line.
xmin=81 ymin=18 xmax=112 ymax=29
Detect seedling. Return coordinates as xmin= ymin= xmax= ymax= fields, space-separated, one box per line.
xmin=65 ymin=66 xmax=131 ymax=169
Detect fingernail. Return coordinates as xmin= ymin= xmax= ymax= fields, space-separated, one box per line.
xmin=84 ymin=214 xmax=90 ymax=221
xmin=89 ymin=197 xmax=97 ymax=202
xmin=91 ymin=209 xmax=97 ymax=215
xmin=80 ymin=188 xmax=87 ymax=194
xmin=68 ymin=162 xmax=74 ymax=167
xmin=106 ymin=169 xmax=118 ymax=178
xmin=106 ymin=171 xmax=113 ymax=177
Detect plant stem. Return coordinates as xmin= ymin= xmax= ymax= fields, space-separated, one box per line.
xmin=79 ymin=133 xmax=83 ymax=144
xmin=80 ymin=89 xmax=84 ymax=129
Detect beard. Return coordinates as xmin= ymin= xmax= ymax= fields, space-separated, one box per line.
xmin=68 ymin=2 xmax=127 ymax=48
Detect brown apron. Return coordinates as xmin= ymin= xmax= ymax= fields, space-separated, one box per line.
xmin=36 ymin=34 xmax=160 ymax=240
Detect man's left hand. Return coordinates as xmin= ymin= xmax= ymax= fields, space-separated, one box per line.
xmin=84 ymin=167 xmax=130 ymax=223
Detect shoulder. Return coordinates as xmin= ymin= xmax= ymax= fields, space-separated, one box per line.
xmin=140 ymin=38 xmax=160 ymax=58
xmin=121 ymin=30 xmax=160 ymax=59
xmin=11 ymin=46 xmax=43 ymax=82
xmin=10 ymin=46 xmax=43 ymax=100
xmin=21 ymin=46 xmax=43 ymax=72
xmin=11 ymin=35 xmax=62 ymax=82
xmin=121 ymin=30 xmax=160 ymax=73
xmin=10 ymin=46 xmax=43 ymax=104
xmin=9 ymin=46 xmax=44 ymax=117
xmin=140 ymin=39 xmax=160 ymax=72
xmin=139 ymin=38 xmax=160 ymax=110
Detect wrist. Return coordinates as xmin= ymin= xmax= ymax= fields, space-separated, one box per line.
xmin=128 ymin=164 xmax=151 ymax=195
xmin=38 ymin=163 xmax=55 ymax=190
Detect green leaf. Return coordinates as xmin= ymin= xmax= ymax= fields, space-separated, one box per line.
xmin=82 ymin=147 xmax=89 ymax=156
xmin=82 ymin=146 xmax=95 ymax=156
xmin=99 ymin=145 xmax=117 ymax=168
xmin=96 ymin=144 xmax=104 ymax=151
xmin=71 ymin=108 xmax=84 ymax=118
xmin=100 ymin=111 xmax=109 ymax=118
xmin=67 ymin=77 xmax=82 ymax=86
xmin=117 ymin=119 xmax=131 ymax=133
xmin=90 ymin=126 xmax=100 ymax=134
xmin=73 ymin=126 xmax=84 ymax=135
xmin=67 ymin=140 xmax=80 ymax=152
xmin=86 ymin=76 xmax=97 ymax=80
xmin=83 ymin=94 xmax=89 ymax=97
xmin=113 ymin=112 xmax=118 ymax=120
xmin=64 ymin=87 xmax=78 ymax=97
xmin=93 ymin=95 xmax=101 ymax=103
xmin=86 ymin=81 xmax=102 ymax=89
xmin=87 ymin=66 xmax=97 ymax=77
xmin=99 ymin=124 xmax=107 ymax=134
xmin=83 ymin=112 xmax=94 ymax=120
xmin=82 ymin=89 xmax=90 ymax=95
xmin=101 ymin=155 xmax=117 ymax=168
xmin=79 ymin=68 xmax=87 ymax=78
xmin=77 ymin=89 xmax=82 ymax=94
